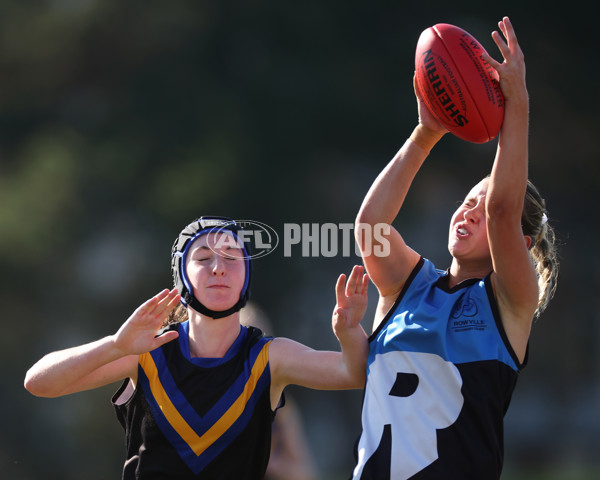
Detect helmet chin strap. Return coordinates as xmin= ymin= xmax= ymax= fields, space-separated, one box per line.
xmin=171 ymin=217 xmax=252 ymax=319
xmin=183 ymin=294 xmax=245 ymax=319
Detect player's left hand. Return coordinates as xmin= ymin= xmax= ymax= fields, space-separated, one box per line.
xmin=481 ymin=16 xmax=527 ymax=103
xmin=332 ymin=265 xmax=369 ymax=334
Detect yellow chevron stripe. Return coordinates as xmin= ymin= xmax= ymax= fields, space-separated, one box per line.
xmin=139 ymin=340 xmax=271 ymax=457
xmin=139 ymin=352 xmax=202 ymax=449
xmin=199 ymin=342 xmax=270 ymax=446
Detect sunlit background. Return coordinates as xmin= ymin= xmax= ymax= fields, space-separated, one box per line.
xmin=3 ymin=1 xmax=598 ymax=479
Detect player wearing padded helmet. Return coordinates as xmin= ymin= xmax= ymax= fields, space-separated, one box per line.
xmin=25 ymin=216 xmax=371 ymax=479
xmin=171 ymin=217 xmax=252 ymax=319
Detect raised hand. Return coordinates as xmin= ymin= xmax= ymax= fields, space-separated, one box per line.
xmin=113 ymin=289 xmax=181 ymax=356
xmin=481 ymin=17 xmax=527 ymax=103
xmin=413 ymin=73 xmax=448 ymax=136
xmin=332 ymin=265 xmax=369 ymax=334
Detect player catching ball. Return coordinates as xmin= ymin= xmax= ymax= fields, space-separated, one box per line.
xmin=351 ymin=17 xmax=558 ymax=479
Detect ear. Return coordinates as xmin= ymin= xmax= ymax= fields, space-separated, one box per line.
xmin=524 ymin=235 xmax=533 ymax=250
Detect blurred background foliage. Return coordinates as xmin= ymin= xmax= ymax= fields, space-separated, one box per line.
xmin=3 ymin=0 xmax=599 ymax=479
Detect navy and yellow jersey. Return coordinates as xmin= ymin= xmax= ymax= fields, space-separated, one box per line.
xmin=112 ymin=323 xmax=275 ymax=479
xmin=352 ymin=257 xmax=526 ymax=480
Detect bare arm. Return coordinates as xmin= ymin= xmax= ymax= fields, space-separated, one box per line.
xmin=269 ymin=266 xmax=369 ymax=406
xmin=355 ymin=138 xmax=425 ymax=299
xmin=24 ymin=337 xmax=140 ymax=398
xmin=24 ymin=289 xmax=181 ymax=397
xmin=355 ymin=79 xmax=447 ymax=327
xmin=482 ymin=18 xmax=539 ymax=359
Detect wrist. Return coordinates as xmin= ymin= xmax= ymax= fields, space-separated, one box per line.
xmin=334 ymin=323 xmax=366 ymax=343
xmin=108 ymin=334 xmax=130 ymax=359
xmin=409 ymin=124 xmax=445 ymax=153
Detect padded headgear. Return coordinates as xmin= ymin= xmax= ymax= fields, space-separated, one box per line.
xmin=171 ymin=217 xmax=251 ymax=319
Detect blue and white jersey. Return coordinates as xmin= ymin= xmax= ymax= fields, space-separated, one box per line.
xmin=353 ymin=257 xmax=525 ymax=480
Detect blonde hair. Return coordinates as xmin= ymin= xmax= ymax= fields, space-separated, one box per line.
xmin=163 ymin=303 xmax=188 ymax=328
xmin=521 ymin=180 xmax=559 ymax=316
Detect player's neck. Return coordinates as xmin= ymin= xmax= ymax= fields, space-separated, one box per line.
xmin=448 ymin=260 xmax=491 ymax=288
xmin=187 ymin=311 xmax=241 ymax=358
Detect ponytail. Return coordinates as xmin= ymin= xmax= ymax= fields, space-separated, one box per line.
xmin=522 ymin=181 xmax=559 ymax=316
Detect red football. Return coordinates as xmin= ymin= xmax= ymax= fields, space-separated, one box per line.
xmin=415 ymin=23 xmax=504 ymax=143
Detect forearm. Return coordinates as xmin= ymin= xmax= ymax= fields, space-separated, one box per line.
xmin=24 ymin=335 xmax=127 ymax=397
xmin=356 ymin=125 xmax=442 ymax=228
xmin=488 ymin=95 xmax=530 ymax=216
xmin=485 ymin=18 xmax=529 ymax=217
xmin=25 ymin=290 xmax=179 ymax=398
xmin=335 ymin=325 xmax=369 ymax=387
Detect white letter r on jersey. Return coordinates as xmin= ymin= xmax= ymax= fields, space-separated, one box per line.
xmin=353 ymin=351 xmax=464 ymax=479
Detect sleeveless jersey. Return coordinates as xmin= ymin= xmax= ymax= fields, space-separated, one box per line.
xmin=352 ymin=257 xmax=526 ymax=480
xmin=112 ymin=323 xmax=274 ymax=479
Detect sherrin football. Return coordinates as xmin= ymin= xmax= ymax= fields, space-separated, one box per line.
xmin=415 ymin=23 xmax=504 ymax=143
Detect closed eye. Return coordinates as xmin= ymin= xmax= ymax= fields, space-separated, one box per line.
xmin=223 ymin=250 xmax=244 ymax=260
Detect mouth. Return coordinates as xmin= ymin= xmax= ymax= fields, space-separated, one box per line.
xmin=456 ymin=225 xmax=469 ymax=238
xmin=207 ymin=284 xmax=229 ymax=289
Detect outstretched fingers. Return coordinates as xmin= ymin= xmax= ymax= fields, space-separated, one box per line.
xmin=134 ymin=288 xmax=169 ymax=316
xmin=482 ymin=24 xmax=508 ymax=70
xmin=341 ymin=265 xmax=369 ymax=298
xmin=144 ymin=290 xmax=181 ymax=349
xmin=490 ymin=30 xmax=509 ymax=61
xmin=335 ymin=273 xmax=348 ymax=305
xmin=154 ymin=289 xmax=181 ymax=319
xmin=137 ymin=289 xmax=180 ymax=321
xmin=333 ymin=267 xmax=369 ymax=332
xmin=339 ymin=266 xmax=369 ymax=314
xmin=499 ymin=17 xmax=519 ymax=49
xmin=114 ymin=289 xmax=181 ymax=355
xmin=488 ymin=17 xmax=522 ymax=64
xmin=360 ymin=273 xmax=369 ymax=295
xmin=481 ymin=16 xmax=526 ymax=104
xmin=345 ymin=265 xmax=361 ymax=296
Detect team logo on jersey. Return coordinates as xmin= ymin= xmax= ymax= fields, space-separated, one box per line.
xmin=450 ymin=297 xmax=487 ymax=332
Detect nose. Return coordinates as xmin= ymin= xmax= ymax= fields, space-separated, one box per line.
xmin=464 ymin=208 xmax=477 ymax=223
xmin=211 ymin=255 xmax=226 ymax=276
xmin=464 ymin=204 xmax=483 ymax=223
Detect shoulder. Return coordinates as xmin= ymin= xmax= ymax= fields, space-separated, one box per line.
xmin=268 ymin=337 xmax=310 ymax=364
xmin=372 ymin=257 xmax=435 ymax=332
xmin=242 ymin=326 xmax=273 ymax=355
xmin=390 ymin=257 xmax=439 ymax=297
xmin=244 ymin=325 xmax=271 ymax=342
